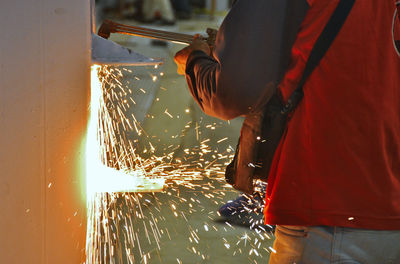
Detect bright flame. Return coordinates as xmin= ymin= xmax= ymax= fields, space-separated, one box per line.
xmin=85 ymin=65 xmax=166 ymax=264
xmin=86 ymin=65 xmax=164 ymax=198
xmin=84 ymin=65 xmax=223 ymax=262
xmin=84 ymin=65 xmax=269 ymax=264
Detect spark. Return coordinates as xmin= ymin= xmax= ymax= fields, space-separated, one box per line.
xmin=84 ymin=65 xmax=273 ymax=263
xmin=164 ymin=109 xmax=173 ymax=118
xmin=217 ymin=137 xmax=228 ymax=143
xmin=241 ymin=232 xmax=249 ymax=246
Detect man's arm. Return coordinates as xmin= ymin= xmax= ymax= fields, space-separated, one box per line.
xmin=175 ymin=0 xmax=309 ymax=120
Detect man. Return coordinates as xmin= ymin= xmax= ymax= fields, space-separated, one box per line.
xmin=175 ymin=0 xmax=400 ymax=263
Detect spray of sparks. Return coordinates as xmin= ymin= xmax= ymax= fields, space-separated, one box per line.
xmin=85 ymin=65 xmax=274 ymax=263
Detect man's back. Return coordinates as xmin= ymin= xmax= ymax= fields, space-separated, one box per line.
xmin=266 ymin=0 xmax=400 ymax=229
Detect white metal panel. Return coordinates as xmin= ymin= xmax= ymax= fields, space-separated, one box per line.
xmin=0 ymin=0 xmax=90 ymax=263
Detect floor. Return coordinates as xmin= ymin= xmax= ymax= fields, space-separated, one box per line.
xmin=91 ymin=12 xmax=275 ymax=264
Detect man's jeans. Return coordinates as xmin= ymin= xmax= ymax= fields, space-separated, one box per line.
xmin=269 ymin=225 xmax=400 ymax=264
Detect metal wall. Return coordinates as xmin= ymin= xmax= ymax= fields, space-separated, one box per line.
xmin=0 ymin=0 xmax=90 ymax=263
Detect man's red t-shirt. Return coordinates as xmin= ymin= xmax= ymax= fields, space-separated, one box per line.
xmin=265 ymin=0 xmax=400 ymax=229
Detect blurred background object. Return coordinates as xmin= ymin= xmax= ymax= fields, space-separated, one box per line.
xmin=95 ymin=0 xmax=235 ymax=23
xmin=142 ymin=0 xmax=176 ymax=25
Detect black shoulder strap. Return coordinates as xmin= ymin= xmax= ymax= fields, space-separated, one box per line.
xmin=282 ymin=0 xmax=355 ymax=114
xmin=396 ymin=0 xmax=400 ymax=24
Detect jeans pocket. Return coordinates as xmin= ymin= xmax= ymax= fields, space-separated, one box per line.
xmin=276 ymin=225 xmax=308 ymax=238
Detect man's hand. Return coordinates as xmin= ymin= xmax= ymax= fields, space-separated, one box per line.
xmin=174 ymin=35 xmax=211 ymax=75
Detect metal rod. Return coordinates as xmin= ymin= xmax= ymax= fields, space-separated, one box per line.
xmin=98 ymin=20 xmax=200 ymax=44
xmin=112 ymin=26 xmax=193 ymax=44
xmin=98 ymin=20 xmax=218 ymax=47
xmin=110 ymin=21 xmax=196 ymax=41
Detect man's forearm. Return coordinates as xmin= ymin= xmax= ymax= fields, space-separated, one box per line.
xmin=185 ymin=50 xmax=222 ymax=117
